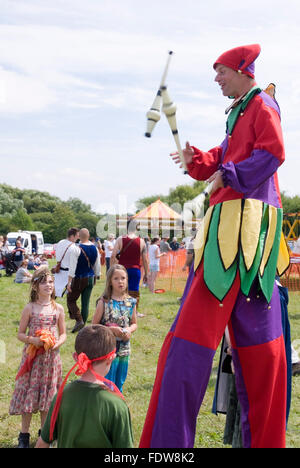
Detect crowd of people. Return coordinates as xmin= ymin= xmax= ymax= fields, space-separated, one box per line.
xmin=0 ymin=235 xmax=50 ymax=279
xmin=5 ymin=223 xmax=195 ymax=448
xmin=3 ymin=221 xmax=299 ymax=449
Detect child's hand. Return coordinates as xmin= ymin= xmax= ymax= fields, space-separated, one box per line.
xmin=52 ymin=341 xmax=61 ymax=350
xmin=122 ymin=329 xmax=131 ymax=341
xmin=109 ymin=326 xmax=124 ymax=338
xmin=30 ymin=337 xmax=44 ymax=348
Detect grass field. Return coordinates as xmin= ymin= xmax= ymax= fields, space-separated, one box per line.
xmin=0 ymin=265 xmax=299 ymax=448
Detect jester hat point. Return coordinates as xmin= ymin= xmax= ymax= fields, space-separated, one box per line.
xmin=213 ymin=44 xmax=261 ymax=79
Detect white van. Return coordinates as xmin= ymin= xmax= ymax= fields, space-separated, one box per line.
xmin=7 ymin=231 xmax=44 ymax=255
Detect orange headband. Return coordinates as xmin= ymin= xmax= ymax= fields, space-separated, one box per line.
xmin=49 ymin=349 xmax=123 ymax=441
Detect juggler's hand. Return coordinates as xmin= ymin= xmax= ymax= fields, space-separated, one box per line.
xmin=207 ymin=170 xmax=224 ymax=194
xmin=170 ymin=142 xmax=194 ymax=167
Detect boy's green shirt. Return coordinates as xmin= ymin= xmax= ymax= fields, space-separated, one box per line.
xmin=41 ymin=380 xmax=134 ymax=448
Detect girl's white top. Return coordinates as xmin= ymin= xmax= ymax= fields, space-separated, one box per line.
xmin=149 ymin=244 xmax=160 ymax=267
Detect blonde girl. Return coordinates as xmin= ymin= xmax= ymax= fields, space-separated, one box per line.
xmin=92 ymin=264 xmax=137 ymax=393
xmin=9 ymin=266 xmax=66 ymax=448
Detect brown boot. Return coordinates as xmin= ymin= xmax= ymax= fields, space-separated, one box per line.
xmin=71 ymin=320 xmax=84 ymax=334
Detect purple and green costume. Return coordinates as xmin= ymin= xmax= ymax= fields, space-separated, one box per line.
xmin=140 ymin=85 xmax=290 ymax=448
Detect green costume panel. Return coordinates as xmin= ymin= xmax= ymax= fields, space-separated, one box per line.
xmin=194 ymin=199 xmax=289 ymax=303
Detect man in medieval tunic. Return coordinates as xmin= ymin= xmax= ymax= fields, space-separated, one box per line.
xmin=140 ymin=44 xmax=290 ymax=449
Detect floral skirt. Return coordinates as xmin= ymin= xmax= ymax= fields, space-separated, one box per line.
xmin=9 ymin=348 xmax=62 ymax=415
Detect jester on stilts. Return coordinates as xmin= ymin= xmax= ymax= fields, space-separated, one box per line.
xmin=140 ymin=44 xmax=290 ymax=449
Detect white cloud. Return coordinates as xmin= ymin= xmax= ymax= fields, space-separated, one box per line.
xmin=0 ymin=67 xmax=56 ymax=113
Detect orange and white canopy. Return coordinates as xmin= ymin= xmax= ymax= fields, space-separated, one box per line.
xmin=133 ymin=199 xmax=181 ymax=220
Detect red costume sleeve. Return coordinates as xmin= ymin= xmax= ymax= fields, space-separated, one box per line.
xmin=186 ymin=145 xmax=223 ymax=181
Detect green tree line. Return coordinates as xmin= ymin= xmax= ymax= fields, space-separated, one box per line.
xmin=1 ymin=183 xmax=300 ymax=243
xmin=0 ymin=184 xmax=100 ymax=243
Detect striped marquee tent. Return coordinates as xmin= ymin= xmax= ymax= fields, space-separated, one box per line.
xmin=133 ymin=199 xmax=181 ymax=220
xmin=132 ymin=199 xmax=182 ymax=235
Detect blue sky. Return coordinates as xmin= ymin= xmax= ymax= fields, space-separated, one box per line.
xmin=0 ymin=0 xmax=299 ymax=214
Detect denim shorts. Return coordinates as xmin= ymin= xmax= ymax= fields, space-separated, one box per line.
xmin=150 ymin=264 xmax=160 ymax=272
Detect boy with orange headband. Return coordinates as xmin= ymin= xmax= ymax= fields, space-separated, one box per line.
xmin=36 ymin=325 xmax=134 ymax=448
